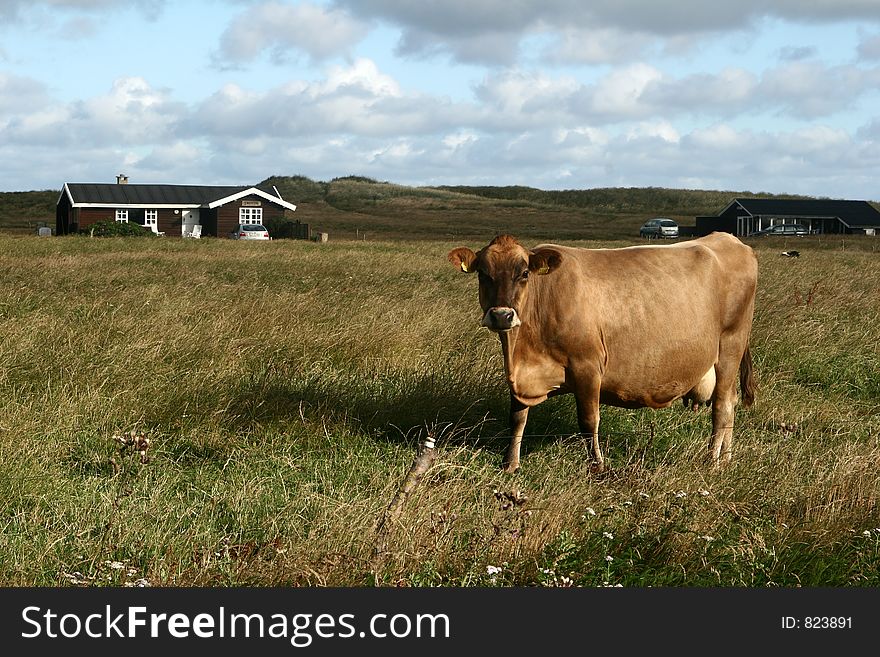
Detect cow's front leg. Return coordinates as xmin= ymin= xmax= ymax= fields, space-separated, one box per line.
xmin=575 ymin=378 xmax=604 ymax=472
xmin=503 ymin=395 xmax=529 ymax=473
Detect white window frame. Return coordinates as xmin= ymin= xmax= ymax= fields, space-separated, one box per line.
xmin=239 ymin=207 xmax=263 ymax=225
xmin=115 ymin=209 xmax=129 ymax=223
xmin=144 ymin=209 xmax=158 ymax=232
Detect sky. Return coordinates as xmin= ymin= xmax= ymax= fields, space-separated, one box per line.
xmin=1 ymin=1 xmax=880 ymax=198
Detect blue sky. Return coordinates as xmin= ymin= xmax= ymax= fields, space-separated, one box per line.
xmin=1 ymin=1 xmax=880 ymax=199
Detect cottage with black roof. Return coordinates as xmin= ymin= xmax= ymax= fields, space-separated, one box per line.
xmin=56 ymin=175 xmax=298 ymax=237
xmin=696 ymin=198 xmax=880 ymax=237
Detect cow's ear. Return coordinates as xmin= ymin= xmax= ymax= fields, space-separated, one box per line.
xmin=448 ymin=247 xmax=478 ymax=273
xmin=529 ymin=248 xmax=562 ymax=275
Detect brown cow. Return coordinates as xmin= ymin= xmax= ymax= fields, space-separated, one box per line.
xmin=448 ymin=232 xmax=757 ymax=473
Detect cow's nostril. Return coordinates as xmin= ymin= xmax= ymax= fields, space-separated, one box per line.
xmin=483 ymin=307 xmax=520 ymax=331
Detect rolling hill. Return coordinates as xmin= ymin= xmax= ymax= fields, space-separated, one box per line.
xmin=1 ymin=176 xmax=871 ymax=242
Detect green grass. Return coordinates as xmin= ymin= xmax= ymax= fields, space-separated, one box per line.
xmin=0 ymin=233 xmax=878 ymax=587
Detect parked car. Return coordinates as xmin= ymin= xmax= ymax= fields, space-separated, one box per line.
xmin=747 ymin=224 xmax=810 ymax=238
xmin=639 ymin=218 xmax=679 ymax=239
xmin=230 ymin=223 xmax=271 ymax=240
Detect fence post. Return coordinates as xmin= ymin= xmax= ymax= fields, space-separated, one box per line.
xmin=371 ymin=432 xmax=437 ymax=578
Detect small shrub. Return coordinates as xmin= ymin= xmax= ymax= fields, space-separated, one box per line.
xmin=80 ymin=220 xmax=156 ymax=237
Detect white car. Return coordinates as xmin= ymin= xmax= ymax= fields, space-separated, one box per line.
xmin=230 ymin=224 xmax=271 ymax=240
xmin=639 ymin=218 xmax=679 ymax=239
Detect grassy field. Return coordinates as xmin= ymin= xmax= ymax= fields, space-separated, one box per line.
xmin=0 ymin=232 xmax=878 ymax=587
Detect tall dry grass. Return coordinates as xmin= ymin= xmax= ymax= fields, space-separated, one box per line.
xmin=0 ymin=234 xmax=877 ymax=586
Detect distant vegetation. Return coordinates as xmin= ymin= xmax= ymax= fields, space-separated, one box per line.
xmin=434 ymin=185 xmax=814 ymax=215
xmin=255 ymin=175 xmax=843 ymax=242
xmin=0 ymin=190 xmax=57 ymax=231
xmin=3 ymin=176 xmax=878 ymax=242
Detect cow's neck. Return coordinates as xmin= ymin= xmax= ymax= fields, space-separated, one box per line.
xmin=498 ymin=293 xmax=545 ymax=383
xmin=499 ymin=328 xmax=518 ymax=383
xmin=498 ymin=314 xmax=540 ymax=384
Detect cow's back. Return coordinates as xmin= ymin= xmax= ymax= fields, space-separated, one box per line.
xmin=525 ymin=233 xmax=756 ymax=408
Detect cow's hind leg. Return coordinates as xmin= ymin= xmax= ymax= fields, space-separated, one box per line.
xmin=503 ymin=396 xmax=529 ymax=473
xmin=709 ymin=388 xmax=735 ymax=465
xmin=709 ymin=343 xmax=744 ymax=465
xmin=574 ymin=379 xmax=603 ymax=472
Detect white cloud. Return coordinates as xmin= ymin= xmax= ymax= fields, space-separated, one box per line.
xmin=778 ymin=125 xmax=851 ymax=155
xmin=75 ymin=77 xmax=182 ymax=145
xmin=2 ymin=76 xmax=182 ymax=148
xmin=541 ymin=26 xmax=656 ymax=65
xmin=644 ymin=68 xmax=759 ymax=117
xmin=215 ymin=1 xmax=370 ymax=64
xmin=474 ymin=69 xmax=579 ymax=119
xmin=338 ymin=0 xmax=880 ymax=65
xmin=687 ymin=124 xmax=746 ymax=151
xmin=0 ymin=0 xmax=164 ymax=24
xmin=188 ymin=59 xmax=475 ymax=140
xmin=625 ymin=120 xmax=680 ymax=143
xmin=587 ymin=63 xmax=664 ymax=119
xmin=857 ymin=30 xmax=880 ymax=60
xmin=758 ymin=61 xmax=880 ymax=117
xmin=0 ymin=73 xmax=50 ymax=114
xmin=395 ymin=25 xmax=522 ymax=65
xmin=442 ymin=130 xmax=479 ymax=149
xmin=319 ymin=58 xmax=401 ymax=97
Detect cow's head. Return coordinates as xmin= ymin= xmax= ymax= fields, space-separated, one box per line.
xmin=448 ymin=235 xmax=562 ymax=332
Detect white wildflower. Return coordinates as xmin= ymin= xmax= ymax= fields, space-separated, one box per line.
xmin=605 ymin=555 xmax=614 ymax=562
xmin=486 ymin=565 xmax=502 ymax=576
xmin=584 ymin=507 xmax=596 ymax=516
xmin=698 ymin=488 xmax=710 ymax=497
xmin=603 ymin=532 xmax=614 ymax=540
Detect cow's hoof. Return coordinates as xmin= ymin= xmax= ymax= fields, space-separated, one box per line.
xmin=589 ymin=462 xmax=606 ymax=475
xmin=502 ymin=462 xmax=520 ymax=475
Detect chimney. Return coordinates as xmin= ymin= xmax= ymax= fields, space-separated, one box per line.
xmin=116 ymin=173 xmax=129 ymax=185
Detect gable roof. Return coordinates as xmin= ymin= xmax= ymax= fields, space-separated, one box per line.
xmin=60 ymin=183 xmax=297 ymax=212
xmin=726 ymin=198 xmax=880 ymax=227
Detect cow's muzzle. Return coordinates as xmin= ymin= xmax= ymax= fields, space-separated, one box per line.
xmin=482 ymin=307 xmax=521 ymax=332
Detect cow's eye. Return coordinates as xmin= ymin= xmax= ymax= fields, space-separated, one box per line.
xmin=520 ymin=269 xmax=530 ymax=280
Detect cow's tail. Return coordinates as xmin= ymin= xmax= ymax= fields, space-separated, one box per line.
xmin=739 ymin=345 xmax=756 ymax=408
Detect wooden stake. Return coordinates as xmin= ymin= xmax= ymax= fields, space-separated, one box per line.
xmin=371 ymin=433 xmax=437 ymax=575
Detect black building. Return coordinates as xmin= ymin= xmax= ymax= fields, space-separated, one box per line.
xmin=695 ymin=198 xmax=880 ymax=237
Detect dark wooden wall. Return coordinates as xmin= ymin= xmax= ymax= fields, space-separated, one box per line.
xmin=57 ymin=194 xmax=292 ymax=237
xmin=216 ymin=195 xmax=287 ymax=236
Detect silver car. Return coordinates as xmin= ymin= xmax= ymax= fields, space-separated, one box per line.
xmin=230 ymin=224 xmax=271 ymax=240
xmin=639 ymin=218 xmax=679 ymax=239
xmin=746 ymin=224 xmax=810 ymax=238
